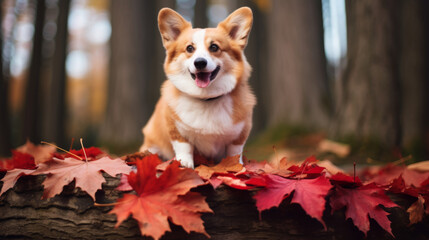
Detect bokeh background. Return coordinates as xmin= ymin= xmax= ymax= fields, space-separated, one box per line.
xmin=1 ymin=0 xmax=428 ymax=164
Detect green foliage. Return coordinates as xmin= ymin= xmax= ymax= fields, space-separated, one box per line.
xmin=249 ymin=123 xmax=312 ymax=146
xmin=246 ymin=123 xmax=427 ymax=165
xmin=401 ymin=139 xmax=427 ymax=163
xmin=338 ymin=135 xmax=387 ymax=160
xmin=245 ymin=124 xmax=314 ymax=161
xmin=97 ymin=140 xmax=141 ymax=156
xmin=335 ymin=135 xmax=426 ymax=164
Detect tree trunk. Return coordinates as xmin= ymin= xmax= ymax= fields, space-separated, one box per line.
xmin=41 ymin=0 xmax=70 ymax=147
xmin=193 ymin=0 xmax=207 ymax=28
xmin=398 ymin=0 xmax=429 ymax=158
xmin=22 ymin=0 xmax=46 ymax=144
xmin=0 ymin=1 xmax=12 ymax=156
xmin=424 ymin=1 xmax=429 ymax=159
xmin=233 ymin=1 xmax=269 ymax=134
xmin=100 ymin=0 xmax=159 ymax=148
xmin=0 ymin=173 xmax=426 ymax=240
xmin=332 ymin=0 xmax=401 ymax=148
xmin=267 ymin=0 xmax=330 ymax=129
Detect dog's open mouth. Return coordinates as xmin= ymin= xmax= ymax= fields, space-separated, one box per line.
xmin=190 ymin=66 xmax=220 ymax=88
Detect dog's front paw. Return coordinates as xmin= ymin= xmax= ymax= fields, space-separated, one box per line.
xmin=176 ymin=156 xmax=194 ymax=169
xmin=172 ymin=141 xmax=194 ymax=168
xmin=227 ymin=144 xmax=244 ymax=165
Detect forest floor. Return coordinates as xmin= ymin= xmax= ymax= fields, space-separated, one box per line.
xmin=100 ymin=124 xmax=421 ymax=172
xmin=244 ymin=124 xmax=416 ymax=173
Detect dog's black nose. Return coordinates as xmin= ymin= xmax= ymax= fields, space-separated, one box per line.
xmin=194 ymin=58 xmax=207 ymax=70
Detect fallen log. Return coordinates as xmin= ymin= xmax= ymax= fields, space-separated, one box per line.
xmin=0 ymin=174 xmax=428 ymax=240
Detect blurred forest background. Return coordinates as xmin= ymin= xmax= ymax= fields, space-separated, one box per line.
xmin=0 ymin=0 xmax=428 ymax=164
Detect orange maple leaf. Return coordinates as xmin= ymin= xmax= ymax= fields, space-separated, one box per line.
xmin=407 ymin=195 xmax=425 ymax=225
xmin=33 ymin=156 xmax=131 ymax=199
xmin=244 ymin=158 xmax=292 ymax=177
xmin=110 ymin=155 xmax=212 ymax=240
xmin=17 ymin=140 xmax=56 ymax=164
xmin=195 ymin=155 xmax=243 ymax=180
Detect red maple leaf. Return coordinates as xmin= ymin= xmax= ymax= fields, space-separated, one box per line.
xmin=52 ymin=147 xmax=105 ymax=160
xmin=251 ymin=174 xmax=332 ymax=228
xmin=0 ymin=150 xmax=37 ymax=196
xmin=67 ymin=147 xmax=105 ymax=160
xmin=0 ymin=150 xmax=36 ymax=171
xmin=362 ymin=164 xmax=429 ymax=188
xmin=330 ymin=182 xmax=398 ymax=236
xmin=388 ymin=175 xmax=419 ymax=197
xmin=110 ymin=155 xmax=212 ymax=240
xmin=287 ymin=155 xmax=325 ymax=178
xmin=33 ymin=156 xmax=131 ymax=200
xmin=208 ymin=172 xmax=254 ymax=190
xmin=330 ymin=172 xmax=362 ymax=188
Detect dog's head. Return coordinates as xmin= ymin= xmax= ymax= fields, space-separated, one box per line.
xmin=158 ymin=7 xmax=253 ymax=99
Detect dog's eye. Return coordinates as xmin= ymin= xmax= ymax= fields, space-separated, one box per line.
xmin=186 ymin=45 xmax=195 ymax=53
xmin=209 ymin=43 xmax=219 ymax=52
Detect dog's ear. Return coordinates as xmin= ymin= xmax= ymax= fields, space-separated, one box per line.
xmin=218 ymin=7 xmax=253 ymax=49
xmin=158 ymin=8 xmax=191 ymax=48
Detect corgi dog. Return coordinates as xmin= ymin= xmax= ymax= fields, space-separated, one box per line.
xmin=140 ymin=7 xmax=256 ymax=168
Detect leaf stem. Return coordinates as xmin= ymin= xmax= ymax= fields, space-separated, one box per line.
xmin=392 ymin=155 xmax=412 ymax=166
xmin=41 ymin=141 xmax=83 ymax=160
xmin=353 ymin=162 xmax=356 ymax=183
xmin=69 ymin=137 xmax=75 ymax=151
xmin=94 ymin=202 xmax=119 ymax=207
xmin=80 ymin=138 xmax=88 ymax=163
xmin=298 ymin=160 xmax=309 ymax=180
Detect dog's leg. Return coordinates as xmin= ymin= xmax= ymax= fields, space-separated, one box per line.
xmin=140 ymin=144 xmax=161 ymax=156
xmin=227 ymin=122 xmax=251 ymax=165
xmin=172 ymin=140 xmax=194 ymax=168
xmin=227 ymin=144 xmax=245 ymax=165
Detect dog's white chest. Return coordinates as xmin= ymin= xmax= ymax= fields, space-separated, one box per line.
xmin=174 ymin=95 xmax=244 ymax=158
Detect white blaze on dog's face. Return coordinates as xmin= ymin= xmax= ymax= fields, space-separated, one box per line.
xmin=158 ymin=7 xmax=253 ymax=99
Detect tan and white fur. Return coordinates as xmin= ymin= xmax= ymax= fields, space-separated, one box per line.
xmin=140 ymin=7 xmax=256 ymax=168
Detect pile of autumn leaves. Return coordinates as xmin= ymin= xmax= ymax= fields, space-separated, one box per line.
xmin=1 ymin=142 xmax=429 ymax=240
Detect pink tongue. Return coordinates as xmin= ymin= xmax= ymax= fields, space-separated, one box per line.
xmin=195 ymin=72 xmax=210 ymax=88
